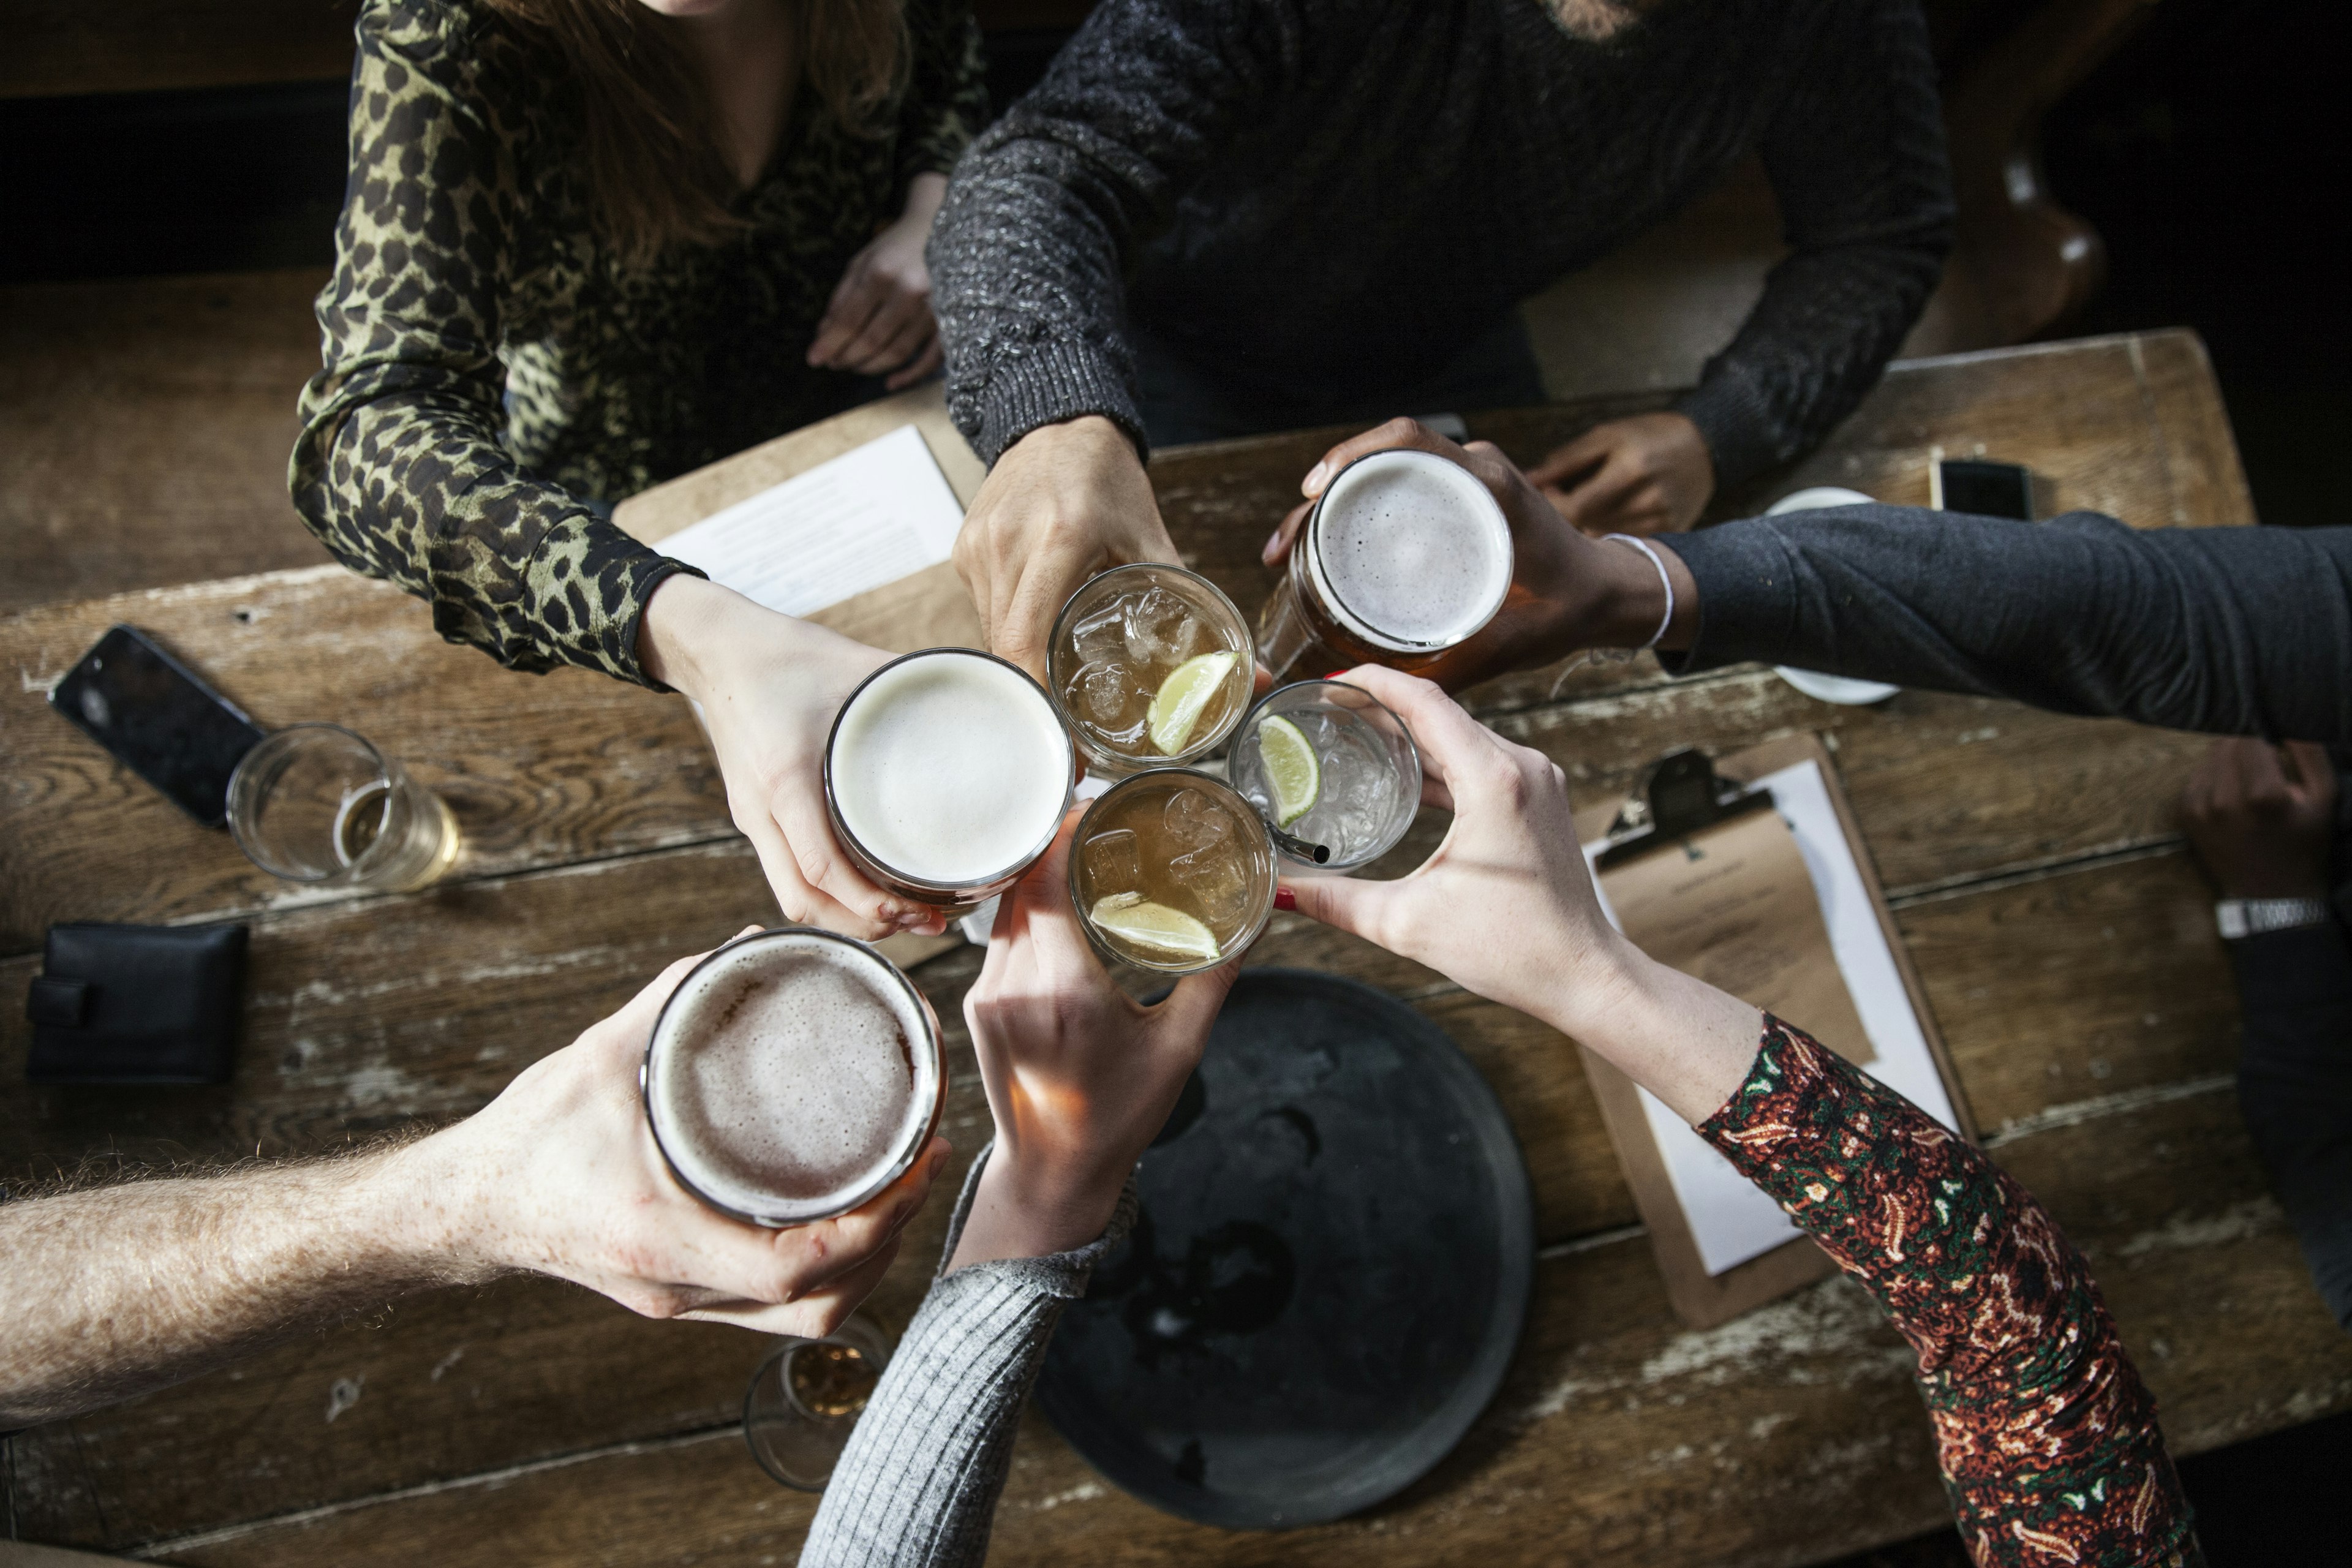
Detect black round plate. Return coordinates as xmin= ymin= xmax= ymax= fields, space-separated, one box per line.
xmin=1035 ymin=968 xmax=1534 ymax=1529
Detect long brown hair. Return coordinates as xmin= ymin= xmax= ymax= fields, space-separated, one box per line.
xmin=486 ymin=0 xmax=910 ymax=267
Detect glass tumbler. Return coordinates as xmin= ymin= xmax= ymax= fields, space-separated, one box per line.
xmin=743 ymin=1311 xmax=894 ymax=1490
xmin=227 ymin=723 xmax=460 ymax=892
xmin=1229 ymin=680 xmax=1422 ymax=872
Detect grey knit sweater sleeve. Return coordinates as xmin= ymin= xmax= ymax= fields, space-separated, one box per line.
xmin=1673 ymin=2 xmax=1953 ymax=484
xmin=798 ymin=1145 xmax=1135 ymax=1567
xmin=1657 ymin=507 xmax=2352 ymax=743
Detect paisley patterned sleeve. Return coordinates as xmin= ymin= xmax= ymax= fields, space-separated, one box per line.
xmin=289 ymin=0 xmax=699 ymax=687
xmin=1698 ymin=1019 xmax=2205 ymax=1567
xmin=897 ymin=0 xmax=988 ymax=191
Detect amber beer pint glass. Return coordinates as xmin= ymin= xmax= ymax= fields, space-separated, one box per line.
xmin=643 ymin=928 xmax=946 ymax=1227
xmin=1256 ymin=448 xmax=1513 ymax=683
xmin=823 ymin=648 xmax=1076 ymax=912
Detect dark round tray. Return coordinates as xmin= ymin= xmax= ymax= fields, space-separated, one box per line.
xmin=1035 ymin=967 xmax=1534 ymax=1529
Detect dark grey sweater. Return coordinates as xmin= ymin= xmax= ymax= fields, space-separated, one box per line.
xmin=1660 ymin=508 xmax=2352 ymax=742
xmin=931 ymin=0 xmax=1953 ymax=473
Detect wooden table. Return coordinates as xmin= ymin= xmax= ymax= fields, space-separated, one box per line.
xmin=3 ymin=330 xmax=2343 ymax=1566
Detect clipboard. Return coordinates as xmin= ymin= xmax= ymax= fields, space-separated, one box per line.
xmin=1577 ymin=734 xmax=1975 ymax=1329
xmin=611 ymin=380 xmax=989 ymax=653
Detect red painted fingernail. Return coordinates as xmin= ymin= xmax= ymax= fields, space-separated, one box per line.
xmin=1322 ymin=669 xmax=1347 ymax=680
xmin=1273 ymin=887 xmax=1297 ymax=911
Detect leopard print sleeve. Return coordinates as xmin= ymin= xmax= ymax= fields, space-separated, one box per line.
xmin=1698 ymin=1019 xmax=2204 ymax=1567
xmin=897 ymin=0 xmax=989 ymax=191
xmin=289 ymin=0 xmax=698 ymax=687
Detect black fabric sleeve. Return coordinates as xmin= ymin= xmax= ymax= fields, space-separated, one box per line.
xmin=1656 ymin=507 xmax=2352 ymax=743
xmin=1673 ymin=0 xmax=1953 ymax=485
xmin=2227 ymin=922 xmax=2352 ymax=1330
xmin=927 ymin=0 xmax=1305 ymax=464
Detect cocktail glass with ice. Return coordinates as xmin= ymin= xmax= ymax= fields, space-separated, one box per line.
xmin=1068 ymin=769 xmax=1275 ymax=974
xmin=1048 ymin=564 xmax=1254 ymax=774
xmin=1229 ymin=680 xmax=1422 ymax=872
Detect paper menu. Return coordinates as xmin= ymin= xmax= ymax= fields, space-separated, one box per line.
xmin=1588 ymin=757 xmax=1962 ymax=1278
xmin=654 ymin=424 xmax=965 ymax=619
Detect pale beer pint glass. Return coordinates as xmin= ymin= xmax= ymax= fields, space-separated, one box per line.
xmin=823 ymin=647 xmax=1076 ymax=911
xmin=642 ymin=927 xmax=946 ymax=1227
xmin=1256 ymin=448 xmax=1513 ymax=684
xmin=1069 ymin=768 xmax=1276 ymax=975
xmin=1048 ymin=562 xmax=1254 ymax=774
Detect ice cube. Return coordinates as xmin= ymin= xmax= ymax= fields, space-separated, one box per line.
xmin=1170 ymin=844 xmax=1250 ymax=927
xmin=1084 ymin=829 xmax=1143 ymax=897
xmin=1123 ymin=587 xmax=1207 ymax=666
xmin=1068 ymin=660 xmax=1150 ymax=745
xmin=1163 ymin=787 xmax=1236 ymax=848
xmin=1070 ymin=602 xmax=1131 ymax=665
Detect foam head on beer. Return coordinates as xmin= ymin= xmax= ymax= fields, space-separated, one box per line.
xmin=647 ymin=930 xmax=940 ymax=1225
xmin=1314 ymin=450 xmax=1513 ymax=650
xmin=829 ymin=649 xmax=1073 ymax=887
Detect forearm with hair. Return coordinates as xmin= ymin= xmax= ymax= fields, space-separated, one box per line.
xmin=0 ymin=1139 xmax=486 ymax=1427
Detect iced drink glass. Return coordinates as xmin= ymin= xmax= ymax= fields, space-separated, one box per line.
xmin=1068 ymin=769 xmax=1275 ymax=974
xmin=1229 ymin=680 xmax=1422 ymax=872
xmin=1048 ymin=564 xmax=1254 ymax=774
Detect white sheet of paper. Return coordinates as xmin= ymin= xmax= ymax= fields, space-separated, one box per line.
xmin=655 ymin=424 xmax=964 ymax=618
xmin=1588 ymin=759 xmax=1960 ymax=1277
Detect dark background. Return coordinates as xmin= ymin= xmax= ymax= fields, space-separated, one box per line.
xmin=3 ymin=0 xmax=2346 ymax=1560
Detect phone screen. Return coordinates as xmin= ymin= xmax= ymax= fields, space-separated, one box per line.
xmin=49 ymin=625 xmax=267 ymax=827
xmin=1935 ymin=459 xmax=2036 ymax=521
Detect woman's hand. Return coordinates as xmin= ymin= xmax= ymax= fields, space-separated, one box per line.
xmin=638 ymin=575 xmax=940 ymax=938
xmin=807 ymin=173 xmax=949 ymax=391
xmin=418 ymin=932 xmax=949 ymax=1336
xmin=1524 ymin=412 xmax=1714 ymax=537
xmin=1260 ymin=418 xmax=1698 ymax=686
xmin=1279 ymin=666 xmax=1757 ymax=1122
xmin=948 ymin=813 xmax=1242 ymax=1269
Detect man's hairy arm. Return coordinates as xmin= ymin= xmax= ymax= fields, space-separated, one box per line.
xmin=0 ymin=1142 xmax=481 ymax=1427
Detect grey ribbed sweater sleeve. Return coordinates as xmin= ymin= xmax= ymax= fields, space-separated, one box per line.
xmin=1673 ymin=1 xmax=1953 ymax=485
xmin=798 ymin=1145 xmax=1134 ymax=1567
xmin=1657 ymin=507 xmax=2352 ymax=743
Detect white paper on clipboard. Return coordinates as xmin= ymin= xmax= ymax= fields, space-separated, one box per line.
xmin=655 ymin=423 xmax=963 ymax=618
xmin=1586 ymin=758 xmax=1961 ymax=1277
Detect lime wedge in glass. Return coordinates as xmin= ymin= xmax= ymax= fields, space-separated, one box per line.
xmin=1090 ymin=895 xmax=1220 ymax=962
xmin=1147 ymin=649 xmax=1239 ymax=755
xmin=1256 ymin=715 xmax=1321 ymax=827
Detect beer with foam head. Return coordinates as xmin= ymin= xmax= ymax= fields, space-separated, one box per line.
xmin=824 ymin=647 xmax=1076 ymax=910
xmin=643 ymin=929 xmax=944 ymax=1227
xmin=1256 ymin=448 xmax=1513 ymax=684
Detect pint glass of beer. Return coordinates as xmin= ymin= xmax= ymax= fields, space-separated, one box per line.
xmin=643 ymin=927 xmax=946 ymax=1227
xmin=823 ymin=647 xmax=1076 ymax=912
xmin=1048 ymin=563 xmax=1254 ymax=775
xmin=1256 ymin=448 xmax=1513 ymax=684
xmin=1069 ymin=768 xmax=1275 ymax=975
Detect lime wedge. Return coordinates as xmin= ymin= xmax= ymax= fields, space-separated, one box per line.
xmin=1256 ymin=715 xmax=1321 ymax=827
xmin=1148 ymin=649 xmax=1240 ymax=755
xmin=1090 ymin=895 xmax=1220 ymax=962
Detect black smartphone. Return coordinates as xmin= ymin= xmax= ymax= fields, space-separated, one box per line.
xmin=49 ymin=625 xmax=266 ymax=827
xmin=1933 ymin=458 xmax=2036 ymax=521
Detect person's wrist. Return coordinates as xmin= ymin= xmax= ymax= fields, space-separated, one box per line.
xmin=636 ymin=573 xmax=739 ymax=701
xmin=975 ymin=1137 xmax=1127 ymax=1259
xmin=1525 ymin=925 xmax=1652 ymax=1042
xmin=370 ymin=1126 xmax=507 ymax=1284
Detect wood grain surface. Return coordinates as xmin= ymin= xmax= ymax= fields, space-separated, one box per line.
xmin=7 ymin=333 xmax=2339 ymax=1567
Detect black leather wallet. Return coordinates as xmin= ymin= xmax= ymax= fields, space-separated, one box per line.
xmin=25 ymin=922 xmax=247 ymax=1084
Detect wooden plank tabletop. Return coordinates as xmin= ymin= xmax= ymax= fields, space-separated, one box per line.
xmin=4 ymin=329 xmax=2343 ymax=1566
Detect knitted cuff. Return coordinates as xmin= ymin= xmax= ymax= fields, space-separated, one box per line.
xmin=1674 ymin=363 xmax=1785 ymax=492
xmin=932 ymin=1140 xmax=1142 ymax=1298
xmin=968 ymin=336 xmax=1150 ymax=467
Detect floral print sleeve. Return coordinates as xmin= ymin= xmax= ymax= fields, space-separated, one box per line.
xmin=1698 ymin=1018 xmax=2204 ymax=1567
xmin=291 ymin=0 xmax=699 ymax=687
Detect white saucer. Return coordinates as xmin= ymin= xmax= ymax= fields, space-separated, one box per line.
xmin=1763 ymin=486 xmax=1898 ymax=704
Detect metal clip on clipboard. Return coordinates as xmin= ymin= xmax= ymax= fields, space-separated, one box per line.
xmin=1593 ymin=748 xmax=1774 ymax=872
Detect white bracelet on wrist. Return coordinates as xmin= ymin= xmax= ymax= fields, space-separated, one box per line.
xmin=2214 ymin=897 xmax=2333 ymax=940
xmin=1601 ymin=533 xmax=1674 ymax=650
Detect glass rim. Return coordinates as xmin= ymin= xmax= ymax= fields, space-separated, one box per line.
xmin=741 ymin=1310 xmax=895 ymax=1492
xmin=1304 ymin=448 xmax=1513 ymax=654
xmin=821 ymin=646 xmax=1077 ymax=895
xmin=1066 ymin=765 xmax=1276 ymax=975
xmin=224 ymin=721 xmax=396 ymax=884
xmin=640 ymin=925 xmax=947 ymax=1229
xmin=1045 ymin=561 xmax=1257 ymax=766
